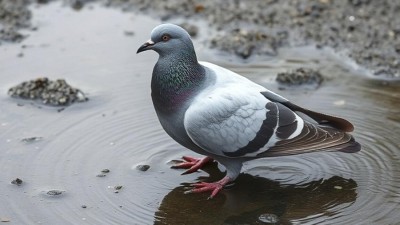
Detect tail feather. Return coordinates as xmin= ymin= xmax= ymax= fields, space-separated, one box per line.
xmin=336 ymin=137 xmax=361 ymax=153
xmin=259 ymin=123 xmax=361 ymax=157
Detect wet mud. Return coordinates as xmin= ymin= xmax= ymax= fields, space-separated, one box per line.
xmin=1 ymin=0 xmax=400 ymax=78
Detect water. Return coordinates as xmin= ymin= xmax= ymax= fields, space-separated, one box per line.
xmin=0 ymin=2 xmax=399 ymax=225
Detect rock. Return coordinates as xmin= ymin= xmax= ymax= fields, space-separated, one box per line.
xmin=210 ymin=28 xmax=279 ymax=59
xmin=136 ymin=164 xmax=150 ymax=171
xmin=276 ymin=68 xmax=324 ymax=87
xmin=21 ymin=137 xmax=43 ymax=143
xmin=8 ymin=77 xmax=88 ymax=106
xmin=124 ymin=30 xmax=135 ymax=36
xmin=0 ymin=217 xmax=11 ymax=222
xmin=101 ymin=169 xmax=110 ymax=173
xmin=11 ymin=178 xmax=23 ymax=186
xmin=258 ymin=213 xmax=279 ymax=224
xmin=47 ymin=190 xmax=64 ymax=196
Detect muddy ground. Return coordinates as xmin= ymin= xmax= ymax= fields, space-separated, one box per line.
xmin=1 ymin=0 xmax=399 ymax=78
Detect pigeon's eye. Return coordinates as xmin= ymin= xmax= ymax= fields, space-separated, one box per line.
xmin=161 ymin=34 xmax=171 ymax=42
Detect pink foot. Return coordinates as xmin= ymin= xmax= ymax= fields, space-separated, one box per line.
xmin=184 ymin=176 xmax=231 ymax=199
xmin=171 ymin=156 xmax=213 ymax=175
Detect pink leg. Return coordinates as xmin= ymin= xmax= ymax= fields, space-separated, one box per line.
xmin=171 ymin=156 xmax=213 ymax=175
xmin=184 ymin=176 xmax=231 ymax=199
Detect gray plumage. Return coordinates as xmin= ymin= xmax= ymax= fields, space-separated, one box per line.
xmin=137 ymin=24 xmax=361 ymax=197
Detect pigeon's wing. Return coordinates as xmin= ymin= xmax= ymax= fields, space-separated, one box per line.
xmin=184 ymin=62 xmax=360 ymax=158
xmin=184 ymin=87 xmax=360 ymax=158
xmin=183 ymin=82 xmax=305 ymax=158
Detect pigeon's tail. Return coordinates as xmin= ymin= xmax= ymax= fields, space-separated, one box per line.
xmin=261 ymin=91 xmax=355 ymax=132
xmin=336 ymin=137 xmax=361 ymax=153
xmin=259 ymin=122 xmax=361 ymax=157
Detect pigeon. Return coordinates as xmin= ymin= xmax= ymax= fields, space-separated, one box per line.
xmin=137 ymin=24 xmax=361 ymax=198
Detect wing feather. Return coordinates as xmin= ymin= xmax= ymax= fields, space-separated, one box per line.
xmin=184 ymin=62 xmax=360 ymax=159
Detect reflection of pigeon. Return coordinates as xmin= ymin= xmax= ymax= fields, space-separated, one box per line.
xmin=137 ymin=24 xmax=361 ymax=198
xmin=154 ymin=175 xmax=357 ymax=224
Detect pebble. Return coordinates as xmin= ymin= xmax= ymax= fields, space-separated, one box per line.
xmin=136 ymin=164 xmax=150 ymax=171
xmin=11 ymin=178 xmax=23 ymax=186
xmin=46 ymin=190 xmax=63 ymax=196
xmin=21 ymin=137 xmax=43 ymax=143
xmin=110 ymin=185 xmax=123 ymax=193
xmin=334 ymin=100 xmax=346 ymax=106
xmin=0 ymin=217 xmax=10 ymax=222
xmin=101 ymin=169 xmax=110 ymax=173
xmin=258 ymin=213 xmax=279 ymax=224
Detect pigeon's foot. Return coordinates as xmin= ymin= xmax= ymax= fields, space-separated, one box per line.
xmin=171 ymin=156 xmax=213 ymax=175
xmin=184 ymin=176 xmax=231 ymax=199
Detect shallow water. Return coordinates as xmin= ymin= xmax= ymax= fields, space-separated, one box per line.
xmin=0 ymin=3 xmax=399 ymax=225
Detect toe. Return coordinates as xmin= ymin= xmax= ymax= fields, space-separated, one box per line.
xmin=171 ymin=162 xmax=195 ymax=169
xmin=182 ymin=156 xmax=198 ymax=162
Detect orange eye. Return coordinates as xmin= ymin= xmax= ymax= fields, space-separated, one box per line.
xmin=162 ymin=34 xmax=170 ymax=42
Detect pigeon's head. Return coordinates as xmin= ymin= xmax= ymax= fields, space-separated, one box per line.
xmin=137 ymin=24 xmax=194 ymax=56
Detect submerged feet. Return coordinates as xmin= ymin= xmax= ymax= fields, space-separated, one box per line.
xmin=172 ymin=156 xmax=231 ymax=198
xmin=185 ymin=176 xmax=231 ymax=199
xmin=171 ymin=156 xmax=213 ymax=174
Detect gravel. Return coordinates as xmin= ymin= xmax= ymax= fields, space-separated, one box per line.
xmin=1 ymin=0 xmax=399 ymax=78
xmin=276 ymin=68 xmax=324 ymax=88
xmin=8 ymin=77 xmax=88 ymax=106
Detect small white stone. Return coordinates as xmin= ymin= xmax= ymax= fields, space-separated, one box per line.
xmin=334 ymin=100 xmax=346 ymax=106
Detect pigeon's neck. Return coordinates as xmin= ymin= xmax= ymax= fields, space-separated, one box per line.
xmin=151 ymin=52 xmax=206 ymax=113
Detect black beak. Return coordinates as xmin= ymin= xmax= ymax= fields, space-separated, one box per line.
xmin=137 ymin=40 xmax=155 ymax=54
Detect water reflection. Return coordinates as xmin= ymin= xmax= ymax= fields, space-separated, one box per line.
xmin=155 ymin=164 xmax=357 ymax=225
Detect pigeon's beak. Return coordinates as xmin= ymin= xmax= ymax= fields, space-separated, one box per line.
xmin=137 ymin=40 xmax=155 ymax=53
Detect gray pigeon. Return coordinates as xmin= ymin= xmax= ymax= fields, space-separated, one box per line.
xmin=137 ymin=24 xmax=361 ymax=198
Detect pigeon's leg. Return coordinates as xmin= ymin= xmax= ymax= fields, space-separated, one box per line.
xmin=171 ymin=156 xmax=213 ymax=174
xmin=185 ymin=176 xmax=231 ymax=199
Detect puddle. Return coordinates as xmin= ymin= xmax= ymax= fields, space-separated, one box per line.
xmin=1 ymin=2 xmax=399 ymax=225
